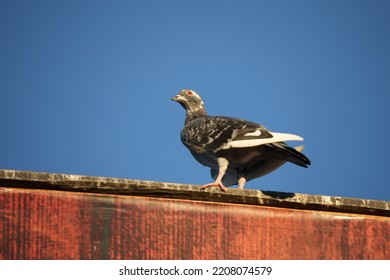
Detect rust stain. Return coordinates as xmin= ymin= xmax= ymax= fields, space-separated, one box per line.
xmin=0 ymin=187 xmax=388 ymax=260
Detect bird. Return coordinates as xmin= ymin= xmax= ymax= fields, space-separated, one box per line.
xmin=171 ymin=89 xmax=311 ymax=192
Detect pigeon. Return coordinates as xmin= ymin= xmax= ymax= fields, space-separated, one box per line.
xmin=171 ymin=89 xmax=311 ymax=192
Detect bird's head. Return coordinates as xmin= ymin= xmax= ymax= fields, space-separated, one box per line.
xmin=171 ymin=89 xmax=207 ymax=113
xmin=171 ymin=89 xmax=208 ymax=123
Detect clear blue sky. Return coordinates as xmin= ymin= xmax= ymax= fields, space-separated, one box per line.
xmin=1 ymin=1 xmax=389 ymax=201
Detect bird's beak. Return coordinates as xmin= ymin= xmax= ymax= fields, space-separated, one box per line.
xmin=171 ymin=94 xmax=183 ymax=102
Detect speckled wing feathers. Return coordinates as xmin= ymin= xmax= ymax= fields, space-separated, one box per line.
xmin=181 ymin=117 xmax=262 ymax=152
xmin=181 ymin=116 xmax=302 ymax=153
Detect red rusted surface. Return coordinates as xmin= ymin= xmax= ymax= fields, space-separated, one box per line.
xmin=0 ymin=187 xmax=388 ymax=259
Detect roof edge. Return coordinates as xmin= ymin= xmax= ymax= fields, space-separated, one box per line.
xmin=0 ymin=169 xmax=389 ymax=217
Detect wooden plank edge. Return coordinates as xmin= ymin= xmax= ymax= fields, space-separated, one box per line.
xmin=0 ymin=169 xmax=389 ymax=217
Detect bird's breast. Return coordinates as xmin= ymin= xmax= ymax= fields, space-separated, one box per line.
xmin=189 ymin=150 xmax=219 ymax=169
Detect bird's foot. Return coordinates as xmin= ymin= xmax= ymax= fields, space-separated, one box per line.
xmin=201 ymin=181 xmax=227 ymax=192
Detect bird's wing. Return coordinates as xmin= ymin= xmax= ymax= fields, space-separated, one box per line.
xmin=226 ymin=131 xmax=303 ymax=149
xmin=223 ymin=118 xmax=303 ymax=148
xmin=181 ymin=116 xmax=303 ymax=153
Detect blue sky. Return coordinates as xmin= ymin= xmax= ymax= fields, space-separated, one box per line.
xmin=1 ymin=0 xmax=389 ymax=201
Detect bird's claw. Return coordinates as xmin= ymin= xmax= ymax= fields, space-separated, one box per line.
xmin=201 ymin=181 xmax=227 ymax=192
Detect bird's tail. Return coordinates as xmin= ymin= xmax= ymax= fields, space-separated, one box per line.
xmin=266 ymin=143 xmax=311 ymax=168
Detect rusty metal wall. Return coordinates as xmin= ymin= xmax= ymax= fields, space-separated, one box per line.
xmin=0 ymin=187 xmax=388 ymax=259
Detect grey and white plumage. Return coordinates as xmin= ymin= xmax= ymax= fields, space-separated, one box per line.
xmin=171 ymin=89 xmax=311 ymax=191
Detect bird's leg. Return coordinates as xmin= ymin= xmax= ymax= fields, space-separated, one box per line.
xmin=201 ymin=158 xmax=228 ymax=192
xmin=238 ymin=176 xmax=246 ymax=189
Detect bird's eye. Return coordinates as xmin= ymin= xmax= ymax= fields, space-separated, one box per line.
xmin=187 ymin=91 xmax=193 ymax=96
